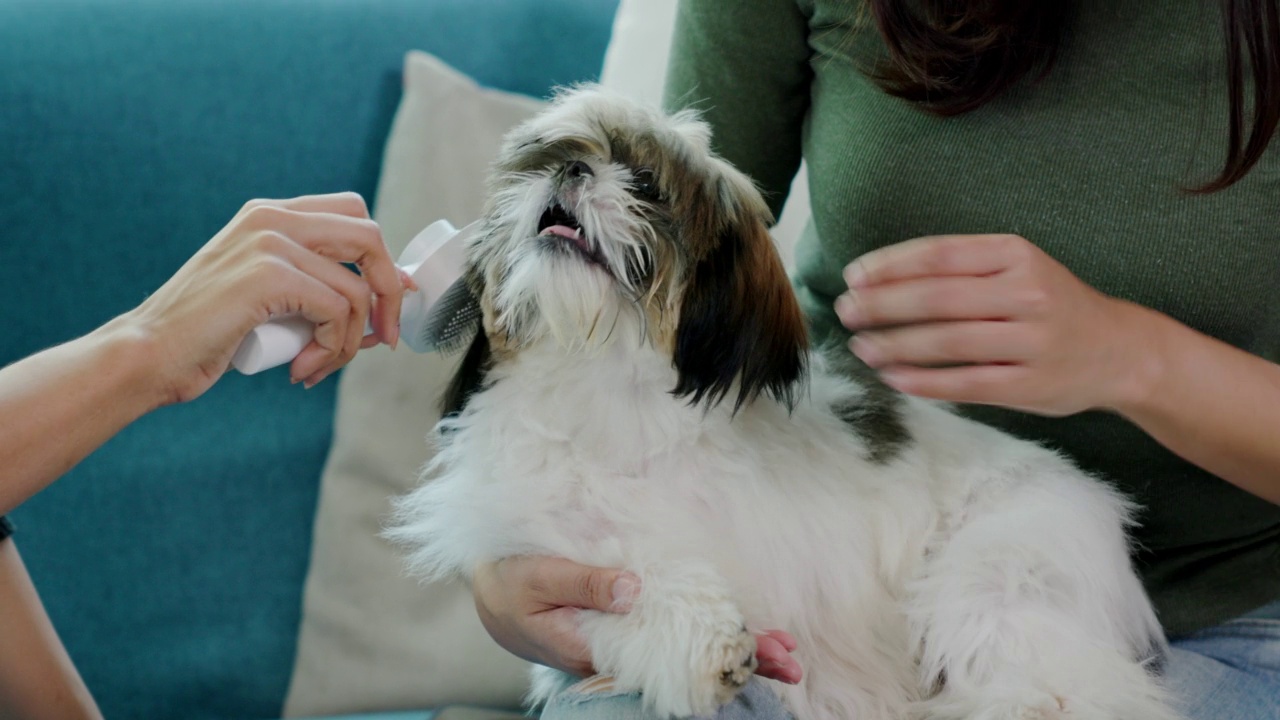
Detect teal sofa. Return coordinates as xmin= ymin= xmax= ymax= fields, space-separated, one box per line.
xmin=0 ymin=1 xmax=619 ymax=718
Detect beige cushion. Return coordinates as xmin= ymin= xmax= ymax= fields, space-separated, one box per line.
xmin=282 ymin=51 xmax=544 ymax=718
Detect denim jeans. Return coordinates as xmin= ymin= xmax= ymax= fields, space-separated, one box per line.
xmin=1161 ymin=599 xmax=1280 ymax=720
xmin=539 ymin=600 xmax=1280 ymax=720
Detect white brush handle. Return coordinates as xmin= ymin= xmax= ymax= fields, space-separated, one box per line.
xmin=231 ymin=219 xmax=474 ymax=375
xmin=229 ymin=315 xmax=377 ymax=375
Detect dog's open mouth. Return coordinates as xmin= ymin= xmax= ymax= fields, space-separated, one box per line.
xmin=538 ymin=202 xmax=611 ymax=272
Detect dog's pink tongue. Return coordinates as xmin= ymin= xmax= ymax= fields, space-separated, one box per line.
xmin=541 ymin=225 xmax=579 ymax=241
xmin=541 ymin=224 xmax=590 ymax=252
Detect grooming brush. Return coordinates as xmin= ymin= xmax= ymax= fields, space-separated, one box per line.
xmin=231 ymin=219 xmax=483 ymax=374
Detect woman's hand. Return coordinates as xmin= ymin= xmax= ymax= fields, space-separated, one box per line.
xmin=472 ymin=557 xmax=803 ymax=683
xmin=835 ymin=234 xmax=1157 ymax=416
xmin=755 ymin=629 xmax=803 ymax=684
xmin=472 ymin=557 xmax=640 ymax=677
xmin=124 ymin=192 xmax=407 ymax=404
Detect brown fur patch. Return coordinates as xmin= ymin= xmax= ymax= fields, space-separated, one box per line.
xmin=671 ymin=169 xmax=808 ymax=411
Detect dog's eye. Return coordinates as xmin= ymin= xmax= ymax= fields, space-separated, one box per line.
xmin=630 ymin=168 xmax=660 ymax=201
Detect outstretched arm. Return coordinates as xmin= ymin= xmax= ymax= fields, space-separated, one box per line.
xmin=0 ymin=192 xmax=405 ymax=515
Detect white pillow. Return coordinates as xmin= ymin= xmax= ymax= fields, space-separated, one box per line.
xmin=599 ymin=0 xmax=678 ymax=109
xmin=283 ymin=51 xmax=543 ymax=718
xmin=599 ymin=0 xmax=811 ymax=269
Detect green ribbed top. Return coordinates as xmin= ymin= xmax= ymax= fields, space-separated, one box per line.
xmin=665 ymin=0 xmax=1280 ymax=636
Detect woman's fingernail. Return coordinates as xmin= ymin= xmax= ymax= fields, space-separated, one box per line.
xmin=834 ymin=292 xmax=859 ymax=325
xmin=390 ymin=323 xmax=400 ymax=351
xmin=849 ymin=334 xmax=881 ymax=366
xmin=610 ymin=574 xmax=640 ymax=612
xmin=879 ymin=368 xmax=906 ymax=391
xmin=843 ymin=261 xmax=867 ymax=288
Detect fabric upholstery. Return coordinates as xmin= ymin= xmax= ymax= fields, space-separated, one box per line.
xmin=0 ymin=1 xmax=617 ymax=718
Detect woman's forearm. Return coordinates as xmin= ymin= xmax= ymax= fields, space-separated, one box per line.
xmin=0 ymin=540 xmax=102 ymax=720
xmin=0 ymin=316 xmax=165 ymax=515
xmin=1114 ymin=302 xmax=1280 ymax=504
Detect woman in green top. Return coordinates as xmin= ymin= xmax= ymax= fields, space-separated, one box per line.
xmin=475 ymin=1 xmax=1280 ymax=718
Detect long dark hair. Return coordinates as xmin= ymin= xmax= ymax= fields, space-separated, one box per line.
xmin=866 ymin=0 xmax=1280 ymax=193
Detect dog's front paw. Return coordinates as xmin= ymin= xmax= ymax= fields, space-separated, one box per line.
xmin=702 ymin=624 xmax=758 ymax=711
xmin=581 ymin=563 xmax=761 ymax=718
xmin=643 ymin=617 xmax=757 ymax=718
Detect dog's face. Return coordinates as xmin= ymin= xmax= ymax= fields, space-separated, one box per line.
xmin=469 ymin=87 xmax=807 ymax=410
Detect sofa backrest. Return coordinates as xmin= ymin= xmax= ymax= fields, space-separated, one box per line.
xmin=0 ymin=1 xmax=617 ymax=717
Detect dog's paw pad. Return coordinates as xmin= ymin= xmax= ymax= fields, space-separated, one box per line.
xmin=709 ymin=627 xmax=758 ymax=706
xmin=718 ymin=657 xmax=754 ymax=688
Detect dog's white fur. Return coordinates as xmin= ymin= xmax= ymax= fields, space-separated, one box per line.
xmin=388 ymin=88 xmax=1182 ymax=720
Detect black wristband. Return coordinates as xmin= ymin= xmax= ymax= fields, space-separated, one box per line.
xmin=0 ymin=515 xmax=13 ymax=542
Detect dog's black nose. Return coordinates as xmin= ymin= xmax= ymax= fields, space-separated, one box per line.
xmin=566 ymin=160 xmax=594 ymax=179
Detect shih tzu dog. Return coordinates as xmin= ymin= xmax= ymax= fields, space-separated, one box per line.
xmin=387 ymin=87 xmax=1181 ymax=720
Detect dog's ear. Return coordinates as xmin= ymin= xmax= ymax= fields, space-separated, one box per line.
xmin=672 ymin=168 xmax=808 ymax=413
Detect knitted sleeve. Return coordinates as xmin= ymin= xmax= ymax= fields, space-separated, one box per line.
xmin=662 ymin=0 xmax=813 ymax=219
